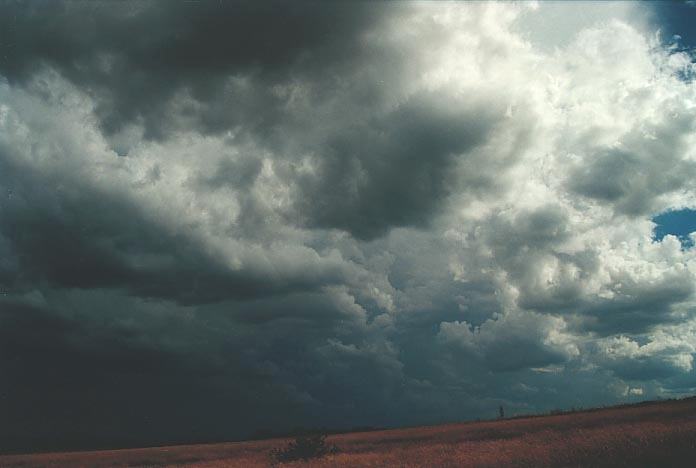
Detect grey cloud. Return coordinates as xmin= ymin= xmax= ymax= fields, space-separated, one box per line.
xmin=568 ymin=111 xmax=696 ymax=216
xmin=605 ymin=353 xmax=690 ymax=381
xmin=516 ymin=250 xmax=600 ymax=314
xmin=438 ymin=311 xmax=574 ymax=372
xmin=285 ymin=91 xmax=504 ymax=239
xmin=569 ymin=147 xmax=695 ymax=215
xmin=489 ymin=205 xmax=570 ymax=251
xmin=200 ymin=155 xmax=263 ymax=191
xmin=473 ymin=205 xmax=582 ymax=311
xmin=574 ymin=273 xmax=695 ymax=335
xmin=586 ymin=334 xmax=695 ymax=381
xmin=659 ymin=368 xmax=696 ymax=396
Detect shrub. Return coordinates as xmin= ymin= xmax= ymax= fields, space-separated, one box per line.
xmin=270 ymin=433 xmax=338 ymax=463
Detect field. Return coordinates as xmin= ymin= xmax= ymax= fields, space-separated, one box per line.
xmin=2 ymin=397 xmax=696 ymax=467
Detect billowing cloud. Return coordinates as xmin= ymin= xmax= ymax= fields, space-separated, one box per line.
xmin=1 ymin=0 xmax=696 ymax=452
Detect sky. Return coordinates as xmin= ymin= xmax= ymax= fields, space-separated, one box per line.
xmin=1 ymin=0 xmax=696 ymax=453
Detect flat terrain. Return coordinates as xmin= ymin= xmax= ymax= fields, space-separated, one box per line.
xmin=2 ymin=397 xmax=696 ymax=467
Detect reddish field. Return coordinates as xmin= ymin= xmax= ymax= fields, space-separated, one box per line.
xmin=2 ymin=397 xmax=696 ymax=467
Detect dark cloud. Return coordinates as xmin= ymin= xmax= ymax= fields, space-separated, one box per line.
xmin=0 ymin=152 xmax=347 ymax=304
xmin=0 ymin=0 xmax=497 ymax=240
xmin=286 ymin=90 xmax=503 ymax=239
xmin=0 ymin=0 xmax=393 ymax=139
xmin=0 ymin=288 xmax=459 ymax=452
xmin=0 ymin=293 xmax=322 ymax=452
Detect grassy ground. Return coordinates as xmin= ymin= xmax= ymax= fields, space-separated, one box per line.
xmin=2 ymin=397 xmax=696 ymax=467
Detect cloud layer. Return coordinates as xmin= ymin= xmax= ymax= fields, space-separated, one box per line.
xmin=1 ymin=0 xmax=696 ymax=451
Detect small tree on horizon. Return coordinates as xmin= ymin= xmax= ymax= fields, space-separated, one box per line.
xmin=270 ymin=433 xmax=338 ymax=464
xmin=499 ymin=405 xmax=505 ymax=419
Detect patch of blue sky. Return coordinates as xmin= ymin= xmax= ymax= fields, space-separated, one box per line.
xmin=652 ymin=208 xmax=696 ymax=248
xmin=651 ymin=1 xmax=696 ymax=81
xmin=652 ymin=1 xmax=696 ymax=48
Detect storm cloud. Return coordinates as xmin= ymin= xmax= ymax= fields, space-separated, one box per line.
xmin=1 ymin=0 xmax=696 ymax=453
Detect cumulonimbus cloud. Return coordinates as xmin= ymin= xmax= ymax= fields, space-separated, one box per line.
xmin=0 ymin=0 xmax=695 ymax=451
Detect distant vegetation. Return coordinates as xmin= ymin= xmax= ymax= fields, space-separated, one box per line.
xmin=270 ymin=434 xmax=338 ymax=464
xmin=251 ymin=426 xmax=382 ymax=441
